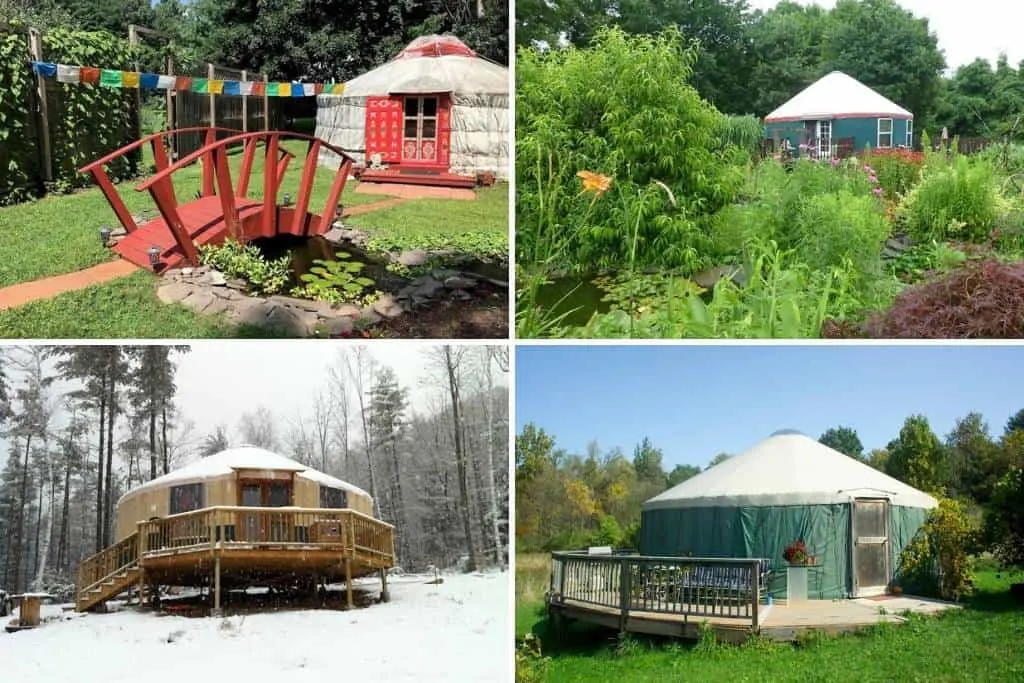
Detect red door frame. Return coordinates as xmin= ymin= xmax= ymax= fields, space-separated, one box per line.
xmin=364 ymin=93 xmax=451 ymax=171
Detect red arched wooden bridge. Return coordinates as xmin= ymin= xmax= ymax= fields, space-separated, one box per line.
xmin=80 ymin=128 xmax=355 ymax=271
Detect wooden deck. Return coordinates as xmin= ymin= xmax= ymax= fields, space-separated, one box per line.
xmin=76 ymin=506 xmax=395 ymax=613
xmin=550 ymin=597 xmax=910 ymax=643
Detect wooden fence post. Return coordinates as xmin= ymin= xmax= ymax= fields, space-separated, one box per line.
xmin=166 ymin=53 xmax=175 ymax=155
xmin=263 ymin=72 xmax=270 ymax=131
xmin=208 ymin=62 xmax=216 ymax=128
xmin=241 ymin=69 xmax=248 ymax=132
xmin=27 ymin=28 xmax=52 ymax=182
xmin=128 ymin=25 xmax=141 ymax=142
xmin=618 ymin=557 xmax=631 ymax=633
xmin=750 ymin=561 xmax=760 ymax=630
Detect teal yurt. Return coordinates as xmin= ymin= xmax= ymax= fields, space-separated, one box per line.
xmin=640 ymin=431 xmax=937 ymax=599
xmin=764 ymin=71 xmax=913 ymax=159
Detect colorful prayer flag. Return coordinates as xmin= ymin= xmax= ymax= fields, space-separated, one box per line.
xmin=208 ymin=79 xmax=224 ymax=94
xmin=56 ymin=64 xmax=80 ymax=84
xmin=139 ymin=73 xmax=159 ymax=89
xmin=331 ymin=83 xmax=345 ymax=95
xmin=239 ymin=81 xmax=254 ymax=96
xmin=223 ymin=81 xmax=241 ymax=96
xmin=192 ymin=78 xmax=209 ymax=94
xmin=122 ymin=71 xmax=140 ymax=88
xmin=265 ymin=82 xmax=278 ymax=97
xmin=100 ymin=69 xmax=123 ymax=88
xmin=31 ymin=61 xmax=57 ymax=78
xmin=291 ymin=83 xmax=304 ymax=97
xmin=303 ymin=83 xmax=316 ymax=96
xmin=175 ymin=76 xmax=192 ymax=91
xmin=156 ymin=75 xmax=175 ymax=89
xmin=80 ymin=67 xmax=100 ymax=84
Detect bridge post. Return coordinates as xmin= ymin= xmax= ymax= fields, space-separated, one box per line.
xmin=261 ymin=133 xmax=280 ymax=237
xmin=320 ymin=159 xmax=353 ymax=231
xmin=201 ymin=127 xmax=216 ymax=197
xmin=618 ymin=557 xmax=631 ymax=634
xmin=345 ymin=558 xmax=354 ymax=609
xmin=291 ymin=140 xmax=321 ymax=235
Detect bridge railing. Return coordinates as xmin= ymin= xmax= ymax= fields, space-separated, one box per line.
xmin=549 ymin=551 xmax=765 ymax=629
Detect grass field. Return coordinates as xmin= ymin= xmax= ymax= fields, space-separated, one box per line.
xmin=515 ymin=552 xmax=1024 ymax=683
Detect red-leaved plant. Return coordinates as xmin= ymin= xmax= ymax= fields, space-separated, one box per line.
xmin=863 ymin=260 xmax=1024 ymax=338
xmin=783 ymin=539 xmax=808 ymax=565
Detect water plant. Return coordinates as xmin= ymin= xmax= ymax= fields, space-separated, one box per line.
xmin=198 ymin=239 xmax=291 ymax=295
xmin=291 ymin=250 xmax=376 ymax=304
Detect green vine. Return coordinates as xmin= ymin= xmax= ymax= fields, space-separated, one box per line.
xmin=0 ymin=22 xmax=40 ymax=204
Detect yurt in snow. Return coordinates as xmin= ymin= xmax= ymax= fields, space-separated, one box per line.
xmin=315 ymin=35 xmax=508 ymax=186
xmin=640 ymin=431 xmax=936 ymax=599
xmin=75 ymin=446 xmax=394 ymax=613
xmin=764 ymin=71 xmax=914 ymax=159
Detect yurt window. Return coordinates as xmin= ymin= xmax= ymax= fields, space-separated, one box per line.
xmin=878 ymin=118 xmax=893 ymax=148
xmin=320 ymin=486 xmax=348 ymax=509
xmin=169 ymin=483 xmax=203 ymax=514
xmin=402 ymin=96 xmax=439 ymax=160
xmin=906 ymin=120 xmax=913 ymax=147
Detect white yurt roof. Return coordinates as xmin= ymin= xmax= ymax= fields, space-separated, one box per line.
xmin=765 ymin=71 xmax=912 ymax=123
xmin=337 ymin=34 xmax=508 ymax=98
xmin=643 ymin=432 xmax=936 ymax=510
xmin=117 ymin=446 xmax=370 ymax=504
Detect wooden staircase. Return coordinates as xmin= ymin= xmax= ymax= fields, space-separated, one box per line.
xmin=75 ymin=532 xmax=141 ymax=613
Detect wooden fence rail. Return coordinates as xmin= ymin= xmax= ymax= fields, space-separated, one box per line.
xmin=549 ymin=551 xmax=767 ymax=629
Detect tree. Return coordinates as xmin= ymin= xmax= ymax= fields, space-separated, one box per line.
xmin=822 ymin=0 xmax=946 ymax=130
xmin=819 ymin=426 xmax=865 ymax=461
xmin=887 ymin=415 xmax=946 ymax=493
xmin=438 ymin=345 xmax=480 ymax=572
xmin=707 ymin=452 xmax=732 ymax=468
xmin=201 ymin=424 xmax=230 ymax=455
xmin=632 ymin=437 xmax=665 ymax=482
xmin=945 ymin=413 xmax=1001 ymax=503
xmin=368 ymin=365 xmax=409 ymax=561
xmin=237 ymin=406 xmax=279 ymax=450
xmin=985 ymin=467 xmax=1024 ymax=571
xmin=667 ymin=463 xmax=700 ymax=487
xmin=1005 ymin=408 xmax=1024 ymax=436
xmin=127 ymin=345 xmax=182 ymax=480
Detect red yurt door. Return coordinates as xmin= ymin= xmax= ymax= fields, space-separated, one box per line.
xmin=365 ymin=94 xmax=451 ymax=171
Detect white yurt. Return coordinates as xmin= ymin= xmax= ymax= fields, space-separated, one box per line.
xmin=640 ymin=430 xmax=937 ymax=598
xmin=315 ymin=35 xmax=508 ymax=180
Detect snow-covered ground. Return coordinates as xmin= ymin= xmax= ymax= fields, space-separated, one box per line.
xmin=0 ymin=571 xmax=509 ymax=682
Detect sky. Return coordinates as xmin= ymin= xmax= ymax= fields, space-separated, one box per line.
xmin=515 ymin=344 xmax=1024 ymax=470
xmin=1 ymin=342 xmax=507 ymax=467
xmin=747 ymin=0 xmax=1023 ymax=70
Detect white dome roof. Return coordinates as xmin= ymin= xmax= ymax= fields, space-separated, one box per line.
xmin=765 ymin=71 xmax=912 ymax=123
xmin=118 ymin=446 xmax=370 ymax=505
xmin=644 ymin=433 xmax=936 ymax=510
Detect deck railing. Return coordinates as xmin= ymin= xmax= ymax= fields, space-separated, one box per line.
xmin=549 ymin=551 xmax=765 ymax=629
xmin=136 ymin=506 xmax=394 ymax=563
xmin=76 ymin=531 xmax=139 ymax=592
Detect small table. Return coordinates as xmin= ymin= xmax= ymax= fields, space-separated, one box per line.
xmin=5 ymin=593 xmax=51 ymax=632
xmin=786 ymin=564 xmax=819 ymax=603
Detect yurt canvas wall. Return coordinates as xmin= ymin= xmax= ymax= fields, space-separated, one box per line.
xmin=639 ymin=432 xmax=936 ymax=599
xmin=315 ymin=35 xmax=508 ymax=179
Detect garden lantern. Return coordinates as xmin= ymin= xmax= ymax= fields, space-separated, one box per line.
xmin=99 ymin=226 xmax=112 ymax=247
xmin=147 ymin=245 xmax=161 ymax=267
xmin=283 ymin=193 xmax=292 ymax=207
xmin=335 ymin=204 xmax=345 ymax=220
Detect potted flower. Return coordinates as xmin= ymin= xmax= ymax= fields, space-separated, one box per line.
xmin=783 ymin=539 xmax=808 ymax=566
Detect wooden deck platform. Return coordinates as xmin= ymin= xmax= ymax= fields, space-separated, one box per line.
xmin=551 ymin=597 xmax=921 ymax=643
xmin=358 ymin=167 xmax=479 ymax=188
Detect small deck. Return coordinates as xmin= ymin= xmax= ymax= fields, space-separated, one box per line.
xmin=547 ymin=551 xmax=957 ymax=643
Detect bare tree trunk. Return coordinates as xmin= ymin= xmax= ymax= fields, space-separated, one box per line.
xmin=14 ymin=434 xmax=32 ymax=591
xmin=484 ymin=350 xmax=503 ymax=567
xmin=95 ymin=380 xmax=106 ymax=554
xmin=149 ymin=402 xmax=157 ymax=480
xmin=349 ymin=349 xmax=379 ymax=515
xmin=443 ymin=346 xmax=478 ymax=572
xmin=161 ymin=403 xmax=169 ymax=474
xmin=58 ymin=453 xmax=72 ymax=571
xmin=103 ymin=374 xmax=116 ymax=549
xmin=33 ymin=463 xmax=43 ymax=585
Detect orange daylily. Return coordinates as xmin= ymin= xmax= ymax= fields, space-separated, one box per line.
xmin=576 ymin=170 xmax=612 ymax=196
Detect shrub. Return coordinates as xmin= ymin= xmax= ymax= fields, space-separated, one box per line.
xmin=984 ymin=467 xmax=1024 ymax=571
xmin=198 ymin=240 xmax=291 ymax=296
xmin=862 ymin=148 xmax=924 ymax=200
xmin=793 ymin=190 xmax=890 ymax=280
xmin=516 ymin=27 xmax=746 ymax=272
xmin=896 ymin=498 xmax=976 ymax=601
xmin=900 ymin=155 xmax=999 ymax=243
xmin=515 ymin=634 xmax=550 ymax=683
xmin=715 ymin=114 xmax=764 ymax=164
xmin=864 ymin=260 xmax=1024 ymax=338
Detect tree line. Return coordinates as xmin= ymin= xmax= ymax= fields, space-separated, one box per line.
xmin=515 ymin=409 xmax=1024 ymax=560
xmin=0 ymin=344 xmax=509 ymax=596
xmin=517 ymin=0 xmax=1024 ymax=141
xmin=2 ymin=0 xmax=508 ymax=79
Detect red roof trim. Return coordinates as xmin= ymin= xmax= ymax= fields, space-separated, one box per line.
xmin=766 ymin=113 xmax=913 ymax=123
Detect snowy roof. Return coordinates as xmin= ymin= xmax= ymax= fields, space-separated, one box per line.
xmin=643 ymin=433 xmax=936 ymax=510
xmin=331 ymin=34 xmax=507 ymax=98
xmin=117 ymin=446 xmax=370 ymax=505
xmin=765 ymin=71 xmax=912 ymax=123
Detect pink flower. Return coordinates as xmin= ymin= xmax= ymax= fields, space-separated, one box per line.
xmin=869 ymin=175 xmax=878 ymax=184
xmin=863 ymin=164 xmax=872 ymax=172
xmin=831 ymin=158 xmax=841 ymax=167
xmin=873 ymin=187 xmax=883 ymax=197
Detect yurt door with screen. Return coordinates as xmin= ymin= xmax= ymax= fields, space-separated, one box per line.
xmin=239 ymin=480 xmax=292 ymax=543
xmin=401 ymin=95 xmax=450 ymax=168
xmin=852 ymin=498 xmax=891 ymax=596
xmin=816 ymin=120 xmax=833 ymax=159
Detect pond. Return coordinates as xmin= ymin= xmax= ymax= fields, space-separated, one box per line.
xmin=534 ymin=276 xmax=611 ymax=327
xmin=250 ymin=235 xmax=406 ymax=292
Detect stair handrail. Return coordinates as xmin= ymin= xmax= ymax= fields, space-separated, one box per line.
xmin=76 ymin=531 xmax=140 ymax=597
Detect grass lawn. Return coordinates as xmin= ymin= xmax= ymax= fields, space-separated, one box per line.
xmin=0 ymin=271 xmax=283 ymax=338
xmin=516 ymin=552 xmax=1024 ymax=683
xmin=0 ymin=141 xmax=387 ymax=288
